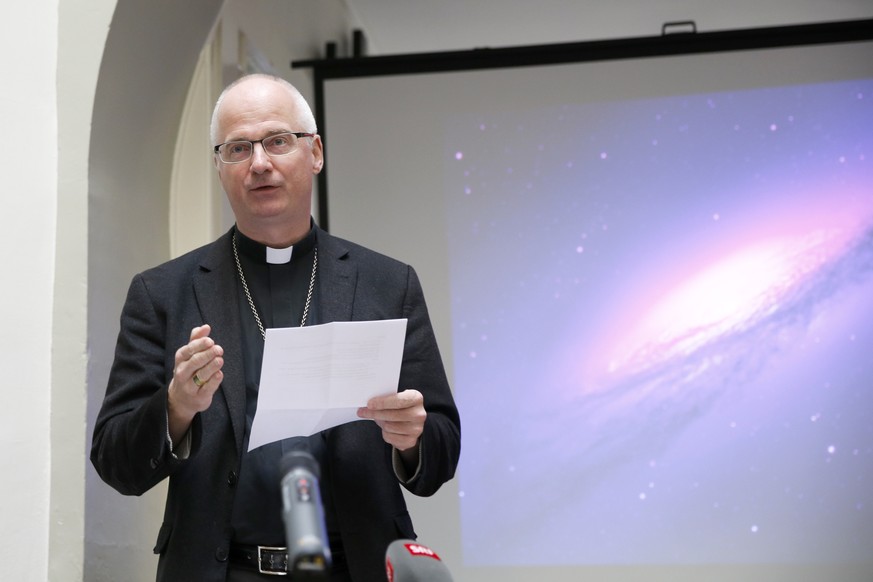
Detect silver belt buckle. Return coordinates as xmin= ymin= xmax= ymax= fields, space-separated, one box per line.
xmin=257 ymin=545 xmax=289 ymax=576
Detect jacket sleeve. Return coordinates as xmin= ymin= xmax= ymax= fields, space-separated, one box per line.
xmin=90 ymin=273 xmax=194 ymax=496
xmin=397 ymin=265 xmax=461 ymax=497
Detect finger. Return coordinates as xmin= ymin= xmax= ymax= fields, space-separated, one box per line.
xmin=175 ymin=344 xmax=222 ymax=382
xmin=367 ymin=389 xmax=422 ymax=410
xmin=193 ymin=355 xmax=225 ymax=388
xmin=192 ymin=343 xmax=224 ymax=369
xmin=175 ymin=336 xmax=215 ymax=366
xmin=176 ymin=338 xmax=224 ymax=374
xmin=190 ymin=324 xmax=211 ymax=341
xmin=377 ymin=418 xmax=419 ymax=435
xmin=177 ymin=325 xmax=214 ymax=362
xmin=194 ymin=368 xmax=224 ymax=393
xmin=359 ymin=406 xmax=424 ymax=424
xmin=378 ymin=422 xmax=422 ymax=451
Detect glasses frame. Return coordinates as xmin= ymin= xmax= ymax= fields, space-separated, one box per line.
xmin=213 ymin=132 xmax=316 ymax=164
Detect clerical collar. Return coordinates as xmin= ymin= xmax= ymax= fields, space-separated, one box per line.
xmin=234 ymin=226 xmax=317 ymax=265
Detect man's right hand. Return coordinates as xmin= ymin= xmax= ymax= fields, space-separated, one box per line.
xmin=167 ymin=324 xmax=224 ymax=445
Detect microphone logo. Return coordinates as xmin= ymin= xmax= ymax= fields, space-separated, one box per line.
xmin=404 ymin=543 xmax=440 ymax=560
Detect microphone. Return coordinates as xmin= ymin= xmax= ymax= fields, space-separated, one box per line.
xmin=385 ymin=539 xmax=453 ymax=581
xmin=279 ymin=450 xmax=332 ymax=578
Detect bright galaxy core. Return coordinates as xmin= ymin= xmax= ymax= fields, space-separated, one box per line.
xmin=446 ymin=79 xmax=873 ymax=566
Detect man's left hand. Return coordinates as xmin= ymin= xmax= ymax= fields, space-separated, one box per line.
xmin=357 ymin=389 xmax=426 ymax=452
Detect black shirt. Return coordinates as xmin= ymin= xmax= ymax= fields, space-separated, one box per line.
xmin=229 ymin=225 xmax=339 ymax=549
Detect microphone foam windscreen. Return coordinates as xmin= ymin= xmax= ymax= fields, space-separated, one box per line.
xmin=279 ymin=449 xmax=320 ymax=479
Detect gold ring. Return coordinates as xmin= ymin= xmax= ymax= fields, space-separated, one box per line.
xmin=192 ymin=372 xmax=205 ymax=388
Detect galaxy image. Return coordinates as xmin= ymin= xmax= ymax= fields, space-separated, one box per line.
xmin=446 ymin=78 xmax=873 ymax=566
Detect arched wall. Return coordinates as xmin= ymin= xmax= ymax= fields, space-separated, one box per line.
xmin=85 ymin=1 xmax=224 ymax=578
xmin=53 ymin=0 xmax=117 ymax=580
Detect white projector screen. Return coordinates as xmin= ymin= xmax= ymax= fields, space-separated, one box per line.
xmin=305 ymin=20 xmax=873 ymax=582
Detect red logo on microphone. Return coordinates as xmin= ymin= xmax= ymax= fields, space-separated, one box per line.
xmin=405 ymin=542 xmax=441 ymax=560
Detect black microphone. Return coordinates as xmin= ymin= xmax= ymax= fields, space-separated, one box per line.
xmin=385 ymin=539 xmax=454 ymax=581
xmin=279 ymin=450 xmax=332 ymax=578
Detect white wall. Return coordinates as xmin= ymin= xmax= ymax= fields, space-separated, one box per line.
xmin=0 ymin=1 xmax=116 ymax=581
xmin=0 ymin=2 xmax=58 ymax=580
xmin=54 ymin=3 xmax=120 ymax=580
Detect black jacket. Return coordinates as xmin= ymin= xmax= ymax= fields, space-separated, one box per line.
xmin=91 ymin=226 xmax=461 ymax=581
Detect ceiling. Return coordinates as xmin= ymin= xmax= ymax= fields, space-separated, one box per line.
xmin=342 ymin=0 xmax=873 ymax=56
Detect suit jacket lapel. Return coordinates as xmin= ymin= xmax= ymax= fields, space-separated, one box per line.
xmin=316 ymin=228 xmax=357 ymax=323
xmin=192 ymin=230 xmax=247 ymax=455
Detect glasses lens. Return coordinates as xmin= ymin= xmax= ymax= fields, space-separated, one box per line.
xmin=217 ymin=133 xmax=303 ymax=163
xmin=263 ymin=133 xmax=298 ymax=156
xmin=220 ymin=142 xmax=252 ymax=163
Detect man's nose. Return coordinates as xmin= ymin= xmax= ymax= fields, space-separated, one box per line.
xmin=249 ymin=142 xmax=272 ymax=172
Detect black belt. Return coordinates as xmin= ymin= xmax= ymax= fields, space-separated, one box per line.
xmin=229 ymin=541 xmax=345 ymax=578
xmin=229 ymin=544 xmax=289 ymax=576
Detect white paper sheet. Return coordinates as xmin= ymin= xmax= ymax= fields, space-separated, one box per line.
xmin=247 ymin=318 xmax=408 ymax=451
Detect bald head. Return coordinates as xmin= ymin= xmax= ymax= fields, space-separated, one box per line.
xmin=210 ymin=74 xmax=317 ymax=146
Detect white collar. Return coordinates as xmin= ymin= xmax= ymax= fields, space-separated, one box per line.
xmin=266 ymin=245 xmax=294 ymax=264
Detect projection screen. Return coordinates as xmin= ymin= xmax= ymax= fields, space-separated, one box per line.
xmin=297 ymin=19 xmax=873 ymax=582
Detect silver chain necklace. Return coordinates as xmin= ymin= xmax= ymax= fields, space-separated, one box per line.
xmin=232 ymin=232 xmax=317 ymax=340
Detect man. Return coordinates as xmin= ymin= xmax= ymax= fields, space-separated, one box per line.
xmin=91 ymin=74 xmax=461 ymax=581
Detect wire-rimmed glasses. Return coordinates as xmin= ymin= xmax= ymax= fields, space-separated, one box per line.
xmin=213 ymin=132 xmax=315 ymax=164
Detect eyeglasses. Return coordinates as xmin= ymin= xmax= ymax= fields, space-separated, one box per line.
xmin=213 ymin=132 xmax=316 ymax=164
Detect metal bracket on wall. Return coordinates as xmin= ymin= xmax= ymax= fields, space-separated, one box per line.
xmin=662 ymin=21 xmax=698 ymax=36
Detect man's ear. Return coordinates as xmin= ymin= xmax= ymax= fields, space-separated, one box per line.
xmin=311 ymin=135 xmax=325 ymax=174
